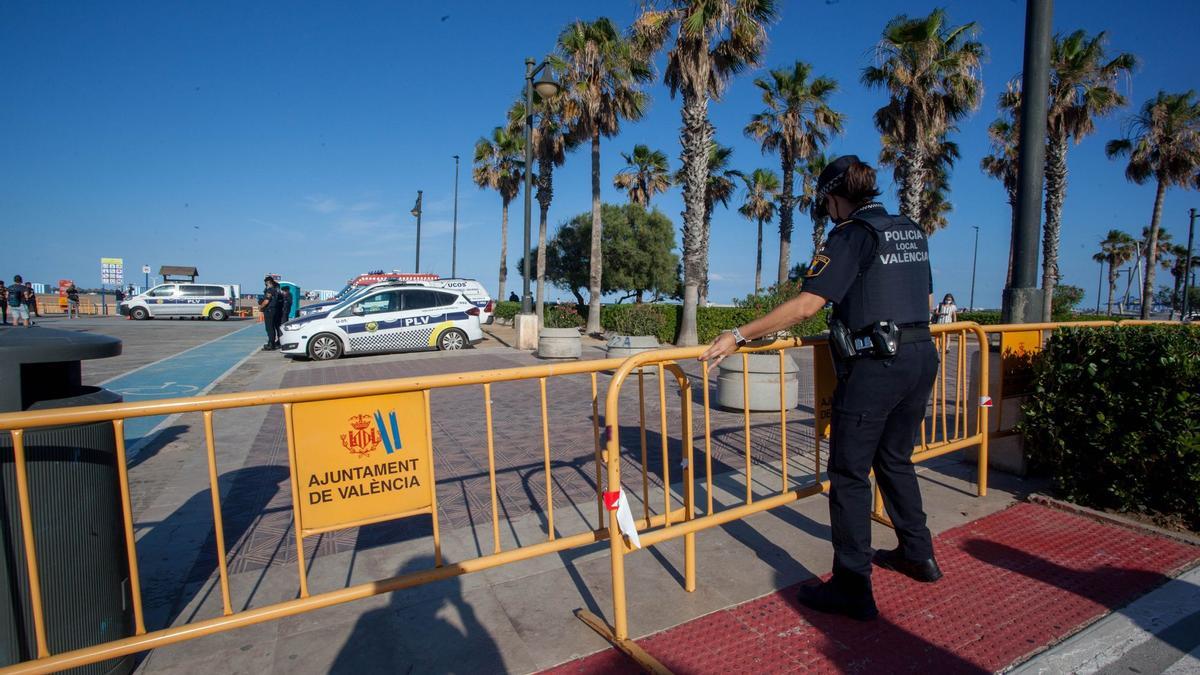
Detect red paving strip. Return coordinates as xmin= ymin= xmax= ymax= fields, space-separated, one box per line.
xmin=545 ymin=502 xmax=1200 ymax=674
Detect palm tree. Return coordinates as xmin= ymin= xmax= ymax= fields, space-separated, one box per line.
xmin=796 ymin=153 xmax=829 ymax=252
xmin=472 ymin=126 xmax=524 ymax=304
xmin=744 ymin=61 xmax=843 ymax=285
xmin=1037 ymin=30 xmax=1137 ymax=320
xmin=555 ymin=17 xmax=651 ymax=335
xmin=507 ymin=93 xmax=574 ymax=325
xmin=1106 ymin=90 xmax=1200 ymax=319
xmin=738 ymin=168 xmax=780 ymax=294
xmin=881 ymin=135 xmax=959 ymax=234
xmin=613 ymin=144 xmax=672 ymax=206
xmin=862 ymin=8 xmax=984 ymax=222
xmin=980 ymin=89 xmax=1020 ymax=285
xmin=677 ymin=139 xmax=742 ymax=305
xmin=632 ymin=0 xmax=776 ymax=346
xmin=1094 ymin=229 xmax=1136 ymax=315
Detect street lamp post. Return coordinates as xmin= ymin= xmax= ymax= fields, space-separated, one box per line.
xmin=411 ymin=190 xmax=423 ymax=273
xmin=452 ymin=156 xmax=460 ymax=278
xmin=969 ymin=225 xmax=980 ymax=310
xmin=1003 ymin=0 xmax=1054 ymax=323
xmin=1184 ymin=207 xmax=1197 ymax=319
xmin=514 ymin=56 xmax=561 ymax=349
xmin=1096 ymin=255 xmax=1104 ymax=314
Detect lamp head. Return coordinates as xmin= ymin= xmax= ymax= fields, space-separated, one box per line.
xmin=533 ymin=72 xmax=561 ymax=99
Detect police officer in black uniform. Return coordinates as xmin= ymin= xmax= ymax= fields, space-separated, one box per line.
xmin=275 ymin=282 xmax=292 ymax=338
xmin=259 ymin=276 xmax=280 ymax=350
xmin=700 ymin=155 xmax=941 ymax=621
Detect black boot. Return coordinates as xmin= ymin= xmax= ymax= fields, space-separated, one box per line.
xmin=796 ymin=571 xmax=878 ymax=621
xmin=873 ymin=547 xmax=943 ymax=583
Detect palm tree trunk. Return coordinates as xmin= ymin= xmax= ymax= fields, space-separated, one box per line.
xmin=587 ymin=126 xmax=603 ymax=335
xmin=755 ymin=217 xmax=763 ymax=294
xmin=899 ymin=149 xmax=924 ymax=222
xmin=1041 ymin=135 xmax=1068 ymax=321
xmin=498 ymin=201 xmax=509 ymax=304
xmin=677 ymin=93 xmax=712 ymax=346
xmin=777 ymin=150 xmax=795 ymax=285
xmin=1141 ymin=179 xmax=1168 ymax=319
xmin=536 ymin=158 xmax=553 ymax=327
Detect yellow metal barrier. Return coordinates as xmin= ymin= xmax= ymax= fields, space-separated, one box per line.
xmin=0 ymin=355 xmax=693 ymax=674
xmin=582 ymin=323 xmax=990 ymax=662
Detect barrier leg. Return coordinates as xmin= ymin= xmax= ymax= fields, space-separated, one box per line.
xmin=870 ymin=477 xmax=893 ymax=528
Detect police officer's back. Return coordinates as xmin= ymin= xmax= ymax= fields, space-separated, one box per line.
xmin=700 ymin=156 xmax=942 ymax=621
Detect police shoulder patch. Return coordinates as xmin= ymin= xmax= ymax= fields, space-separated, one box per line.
xmin=806 ymin=255 xmax=831 ymax=278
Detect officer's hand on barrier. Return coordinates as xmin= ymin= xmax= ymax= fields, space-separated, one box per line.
xmin=699 ymin=331 xmax=738 ymax=373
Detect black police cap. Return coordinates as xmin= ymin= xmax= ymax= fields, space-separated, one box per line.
xmin=815 ymin=155 xmax=860 ymax=200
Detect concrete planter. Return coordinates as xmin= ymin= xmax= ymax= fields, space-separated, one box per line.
xmin=606 ymin=335 xmax=661 ymax=360
xmin=716 ymin=352 xmax=800 ymax=412
xmin=537 ymin=327 xmax=582 ymax=359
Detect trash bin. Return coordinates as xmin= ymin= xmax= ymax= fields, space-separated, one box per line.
xmin=0 ymin=326 xmax=132 ymax=674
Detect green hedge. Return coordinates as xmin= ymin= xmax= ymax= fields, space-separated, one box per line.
xmin=596 ymin=302 xmax=828 ymax=344
xmin=1017 ymin=325 xmax=1200 ymax=530
xmin=958 ymin=310 xmax=1002 ymax=325
xmin=493 ymin=301 xmax=521 ymax=321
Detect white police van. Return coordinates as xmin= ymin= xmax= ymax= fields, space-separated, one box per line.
xmin=280 ymin=285 xmax=483 ymax=360
xmin=121 ymin=283 xmax=239 ymax=321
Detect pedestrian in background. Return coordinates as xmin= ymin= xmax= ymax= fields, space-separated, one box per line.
xmin=0 ymin=284 xmax=8 ymax=325
xmin=258 ymin=276 xmax=280 ymax=350
xmin=7 ymin=275 xmax=31 ymax=327
xmin=275 ymin=283 xmax=292 ymax=338
xmin=66 ymin=283 xmax=80 ymax=319
xmin=26 ymin=282 xmax=39 ymax=321
xmin=933 ymin=293 xmax=958 ymax=324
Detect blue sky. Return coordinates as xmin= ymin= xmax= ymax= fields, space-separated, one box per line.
xmin=2 ymin=0 xmax=1198 ymax=308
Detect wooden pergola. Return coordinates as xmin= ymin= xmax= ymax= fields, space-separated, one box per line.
xmin=159 ymin=266 xmax=198 ymax=283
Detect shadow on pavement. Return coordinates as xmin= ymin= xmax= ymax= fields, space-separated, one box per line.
xmin=329 ymin=555 xmax=506 ymax=674
xmin=136 ymin=465 xmax=288 ymax=632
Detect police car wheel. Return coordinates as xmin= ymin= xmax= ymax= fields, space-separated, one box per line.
xmin=437 ymin=328 xmax=468 ymax=351
xmin=209 ymin=308 xmax=228 ymax=321
xmin=130 ymin=307 xmax=148 ymax=320
xmin=308 ymin=333 xmax=342 ymax=361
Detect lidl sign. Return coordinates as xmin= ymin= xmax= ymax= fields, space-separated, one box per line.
xmin=292 ymin=391 xmax=434 ymax=534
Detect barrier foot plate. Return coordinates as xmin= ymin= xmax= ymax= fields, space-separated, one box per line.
xmin=574 ymin=609 xmax=672 ymax=675
xmin=871 ymin=511 xmax=894 ymax=528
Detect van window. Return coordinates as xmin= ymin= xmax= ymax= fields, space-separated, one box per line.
xmin=204 ymin=285 xmax=226 ymax=297
xmin=179 ymin=285 xmax=207 ymax=297
xmin=147 ymin=285 xmax=176 ymax=297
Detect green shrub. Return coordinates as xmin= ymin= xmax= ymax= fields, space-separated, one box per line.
xmin=696 ymin=306 xmax=828 ymax=343
xmin=493 ymin=301 xmax=521 ymax=321
xmin=1017 ymin=325 xmax=1200 ymax=530
xmin=543 ymin=302 xmax=584 ymax=329
xmin=1051 ymin=284 xmax=1085 ymax=321
xmin=1067 ymin=313 xmax=1112 ymax=323
xmin=601 ymin=303 xmax=675 ymax=343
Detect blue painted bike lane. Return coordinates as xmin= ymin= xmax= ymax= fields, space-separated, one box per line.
xmin=102 ymin=324 xmax=265 ymax=452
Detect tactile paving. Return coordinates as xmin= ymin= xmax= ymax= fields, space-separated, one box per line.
xmin=543 ymin=502 xmax=1199 ymax=674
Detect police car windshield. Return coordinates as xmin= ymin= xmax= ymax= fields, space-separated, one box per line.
xmin=326 ymin=284 xmax=386 ymax=312
xmin=332 ymin=283 xmax=356 ymax=299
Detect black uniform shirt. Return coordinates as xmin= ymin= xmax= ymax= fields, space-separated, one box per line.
xmin=801 ymin=220 xmax=877 ymax=305
xmin=262 ymin=286 xmax=278 ymax=312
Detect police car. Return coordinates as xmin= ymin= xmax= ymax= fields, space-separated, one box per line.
xmin=121 ymin=283 xmax=239 ymax=321
xmin=279 ymin=285 xmax=483 ymax=360
xmin=301 ymin=276 xmax=494 ymax=323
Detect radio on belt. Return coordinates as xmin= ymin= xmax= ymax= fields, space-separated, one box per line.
xmin=829 ymin=319 xmax=900 ymax=359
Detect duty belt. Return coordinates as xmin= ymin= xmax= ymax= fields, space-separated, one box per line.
xmin=896 ymin=322 xmax=931 ymax=344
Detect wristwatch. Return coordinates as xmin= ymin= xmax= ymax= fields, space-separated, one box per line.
xmin=730 ymin=327 xmax=748 ymax=347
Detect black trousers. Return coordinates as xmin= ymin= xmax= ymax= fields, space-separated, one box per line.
xmin=828 ymin=340 xmax=939 ymax=577
xmin=263 ymin=310 xmax=278 ymax=347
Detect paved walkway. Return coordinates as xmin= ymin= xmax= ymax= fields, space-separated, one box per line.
xmin=546 ymin=503 xmax=1200 ymax=674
